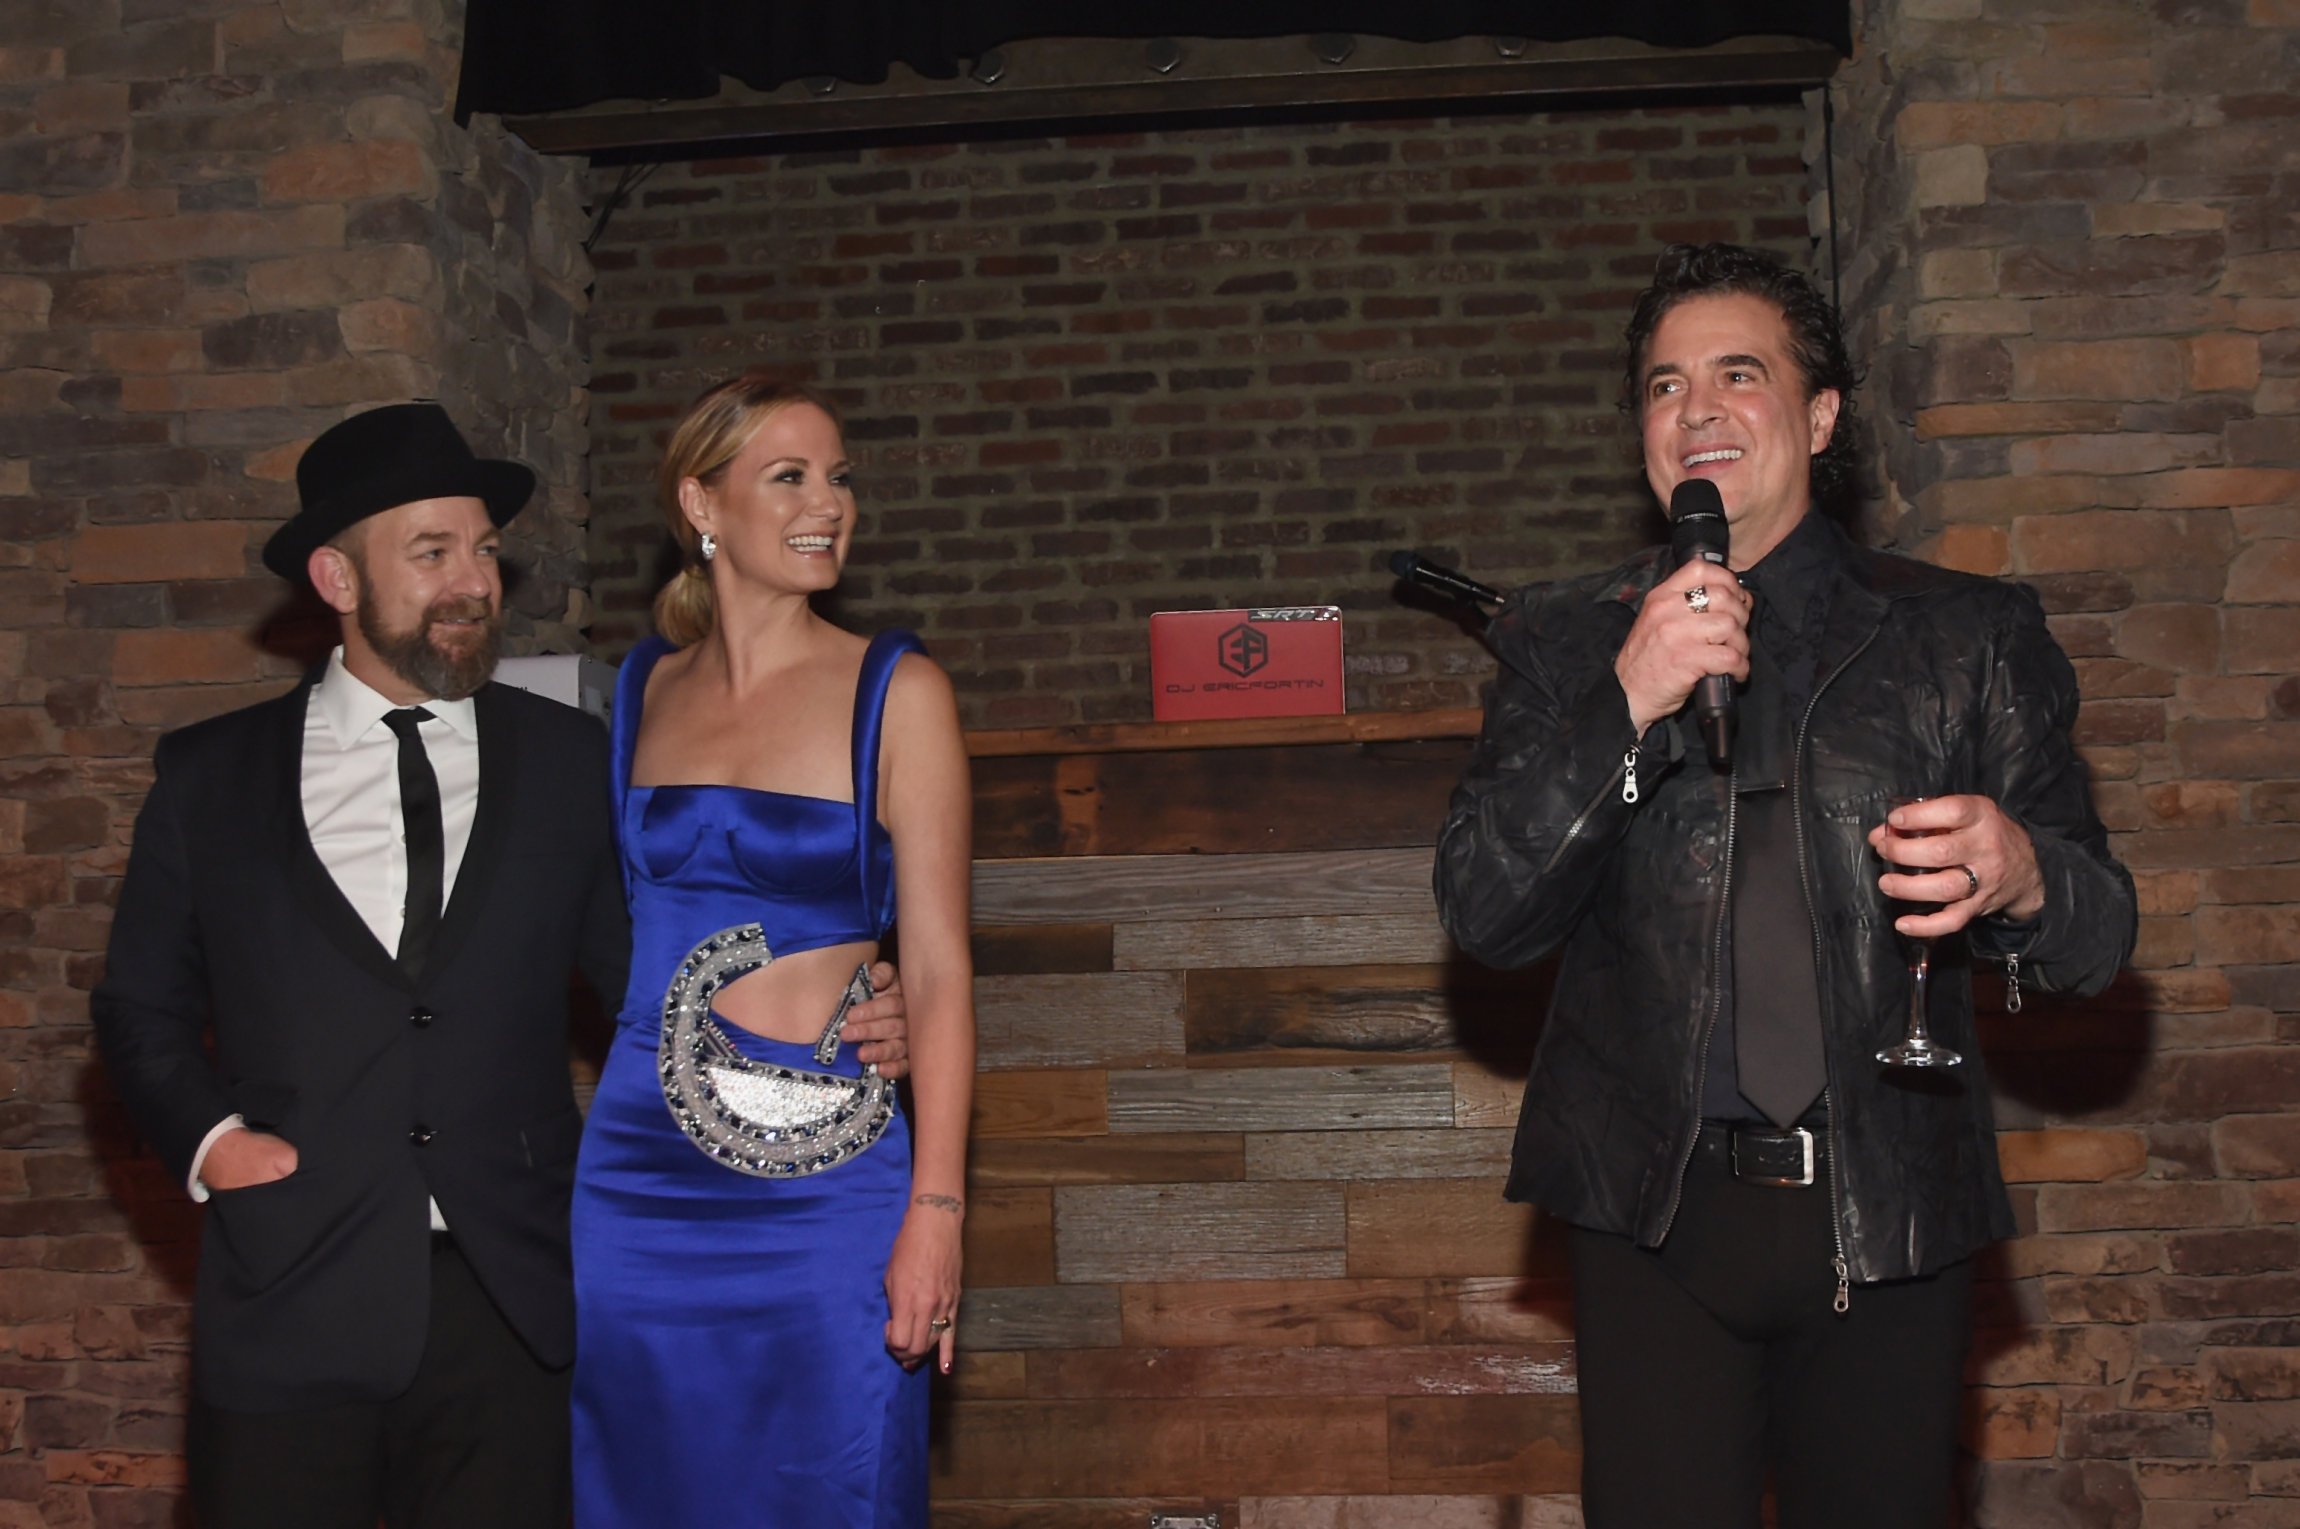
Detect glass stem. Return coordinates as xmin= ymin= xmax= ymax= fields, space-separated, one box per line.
xmin=1907 ymin=938 xmax=1933 ymax=1044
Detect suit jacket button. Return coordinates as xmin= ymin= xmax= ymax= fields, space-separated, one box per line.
xmin=410 ymin=1006 xmax=434 ymax=1028
xmin=410 ymin=1125 xmax=435 ymax=1146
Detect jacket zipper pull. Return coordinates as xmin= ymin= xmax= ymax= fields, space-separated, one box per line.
xmin=2003 ymin=952 xmax=2023 ymax=1014
xmin=1832 ymin=1254 xmax=1851 ymax=1315
xmin=1621 ymin=745 xmax=1640 ymax=805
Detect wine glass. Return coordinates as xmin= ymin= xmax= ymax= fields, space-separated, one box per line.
xmin=1876 ymin=796 xmax=1963 ymax=1069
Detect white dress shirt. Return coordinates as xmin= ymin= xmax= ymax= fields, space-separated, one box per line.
xmin=188 ymin=649 xmax=480 ymax=1230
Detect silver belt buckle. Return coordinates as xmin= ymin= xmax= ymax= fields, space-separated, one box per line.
xmin=1731 ymin=1125 xmax=1816 ymax=1188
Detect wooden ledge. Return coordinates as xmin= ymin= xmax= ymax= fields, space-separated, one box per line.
xmin=965 ymin=708 xmax=1484 ymax=759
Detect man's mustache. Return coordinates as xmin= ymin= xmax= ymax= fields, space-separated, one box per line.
xmin=424 ymin=596 xmax=496 ymax=630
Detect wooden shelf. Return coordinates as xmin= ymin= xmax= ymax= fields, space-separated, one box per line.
xmin=965 ymin=708 xmax=1484 ymax=759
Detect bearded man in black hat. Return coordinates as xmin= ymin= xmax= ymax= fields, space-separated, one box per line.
xmin=92 ymin=404 xmax=911 ymax=1529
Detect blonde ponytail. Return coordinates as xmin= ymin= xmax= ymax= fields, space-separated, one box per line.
xmin=651 ymin=370 xmax=848 ymax=648
xmin=652 ymin=562 xmax=717 ymax=649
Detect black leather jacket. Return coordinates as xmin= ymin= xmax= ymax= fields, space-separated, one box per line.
xmin=1435 ymin=525 xmax=2136 ymax=1283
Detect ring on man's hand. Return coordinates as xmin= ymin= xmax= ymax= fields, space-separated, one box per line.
xmin=929 ymin=1316 xmax=952 ymax=1333
xmin=1957 ymin=865 xmax=1980 ymax=900
xmin=1685 ymin=585 xmax=1711 ymax=613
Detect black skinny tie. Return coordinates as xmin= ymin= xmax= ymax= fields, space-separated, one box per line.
xmin=381 ymin=708 xmax=443 ymax=978
xmin=1732 ymin=638 xmax=1828 ymax=1129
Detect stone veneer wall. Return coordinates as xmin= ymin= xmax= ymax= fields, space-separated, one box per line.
xmin=1833 ymin=0 xmax=2300 ymax=1521
xmin=580 ymin=104 xmax=1818 ymax=723
xmin=0 ymin=0 xmax=590 ymax=1516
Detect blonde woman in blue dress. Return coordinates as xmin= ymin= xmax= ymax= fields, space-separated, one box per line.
xmin=572 ymin=373 xmax=973 ymax=1526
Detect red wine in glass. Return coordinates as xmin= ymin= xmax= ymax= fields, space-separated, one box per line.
xmin=1877 ymin=796 xmax=1962 ymax=1068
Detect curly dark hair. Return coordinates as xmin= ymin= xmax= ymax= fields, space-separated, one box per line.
xmin=1618 ymin=242 xmax=1863 ymax=507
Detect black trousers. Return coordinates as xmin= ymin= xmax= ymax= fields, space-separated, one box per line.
xmin=189 ymin=1239 xmax=571 ymax=1529
xmin=1570 ymin=1127 xmax=1972 ymax=1529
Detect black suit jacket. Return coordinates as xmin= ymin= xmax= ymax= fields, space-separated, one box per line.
xmin=92 ymin=675 xmax=630 ymax=1411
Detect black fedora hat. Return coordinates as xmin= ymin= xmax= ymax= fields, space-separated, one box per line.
xmin=262 ymin=403 xmax=535 ymax=582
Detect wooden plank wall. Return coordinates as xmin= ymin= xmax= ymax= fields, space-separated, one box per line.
xmin=937 ymin=737 xmax=1583 ymax=1528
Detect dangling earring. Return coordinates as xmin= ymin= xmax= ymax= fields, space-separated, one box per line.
xmin=698 ymin=532 xmax=717 ymax=563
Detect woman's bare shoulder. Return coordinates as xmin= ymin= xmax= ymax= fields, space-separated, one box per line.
xmin=636 ymin=637 xmax=702 ymax=713
xmin=886 ymin=647 xmax=954 ymax=699
xmin=881 ymin=650 xmax=963 ymax=751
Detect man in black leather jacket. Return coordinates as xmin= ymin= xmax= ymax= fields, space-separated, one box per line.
xmin=1434 ymin=245 xmax=2135 ymax=1528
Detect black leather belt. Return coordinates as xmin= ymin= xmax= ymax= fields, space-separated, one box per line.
xmin=1702 ymin=1120 xmax=1824 ymax=1188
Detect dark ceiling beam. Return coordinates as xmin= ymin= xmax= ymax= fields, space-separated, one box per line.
xmin=501 ymin=33 xmax=1841 ymax=158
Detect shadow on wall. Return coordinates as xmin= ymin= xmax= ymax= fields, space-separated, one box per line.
xmin=1446 ymin=949 xmax=1553 ymax=1084
xmin=80 ymin=1061 xmax=200 ymax=1304
xmin=1981 ymin=970 xmax=2153 ymax=1121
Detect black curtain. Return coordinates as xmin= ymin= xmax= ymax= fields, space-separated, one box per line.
xmin=455 ymin=1 xmax=1850 ymax=122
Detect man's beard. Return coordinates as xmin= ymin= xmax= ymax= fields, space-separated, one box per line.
xmin=357 ymin=590 xmax=503 ymax=701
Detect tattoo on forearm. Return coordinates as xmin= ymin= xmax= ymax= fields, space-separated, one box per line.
xmin=914 ymin=1194 xmax=963 ymax=1215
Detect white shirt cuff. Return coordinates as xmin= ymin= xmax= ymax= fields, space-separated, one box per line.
xmin=187 ymin=1114 xmax=246 ymax=1202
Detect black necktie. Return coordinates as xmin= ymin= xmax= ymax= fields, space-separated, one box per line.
xmin=381 ymin=708 xmax=443 ymax=978
xmin=1732 ymin=635 xmax=1828 ymax=1129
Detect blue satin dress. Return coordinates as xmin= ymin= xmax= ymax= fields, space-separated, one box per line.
xmin=572 ymin=630 xmax=929 ymax=1529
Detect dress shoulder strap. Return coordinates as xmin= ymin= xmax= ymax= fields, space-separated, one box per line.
xmin=850 ymin=629 xmax=928 ymax=919
xmin=609 ymin=635 xmax=673 ymax=826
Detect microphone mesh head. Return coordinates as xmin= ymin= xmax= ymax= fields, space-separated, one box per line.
xmin=1669 ymin=478 xmax=1726 ymax=522
xmin=1668 ymin=480 xmax=1729 ymax=564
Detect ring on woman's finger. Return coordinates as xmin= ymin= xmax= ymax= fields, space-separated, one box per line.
xmin=928 ymin=1316 xmax=952 ymax=1333
xmin=1685 ymin=585 xmax=1711 ymax=614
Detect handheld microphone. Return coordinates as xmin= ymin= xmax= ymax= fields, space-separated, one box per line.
xmin=1388 ymin=550 xmax=1503 ymax=610
xmin=1668 ymin=479 xmax=1737 ymax=765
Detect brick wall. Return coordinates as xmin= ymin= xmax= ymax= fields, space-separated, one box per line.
xmin=4 ymin=0 xmax=2295 ymax=1520
xmin=1833 ymin=0 xmax=2300 ymax=1520
xmin=581 ymin=104 xmax=1817 ymax=724
xmin=0 ymin=0 xmax=590 ymax=1515
xmin=432 ymin=114 xmax=595 ymax=649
